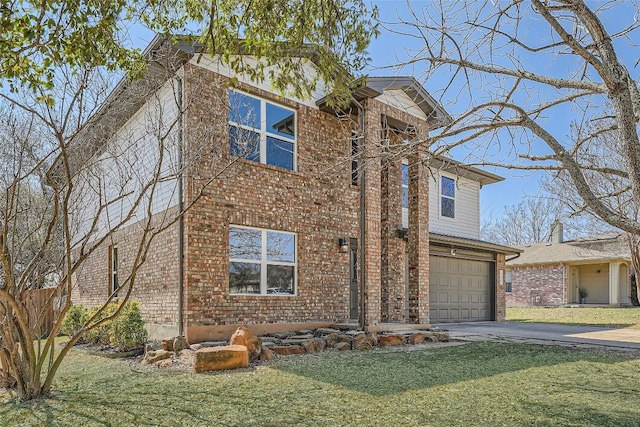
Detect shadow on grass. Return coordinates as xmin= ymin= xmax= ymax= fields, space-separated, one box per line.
xmin=273 ymin=341 xmax=633 ymax=396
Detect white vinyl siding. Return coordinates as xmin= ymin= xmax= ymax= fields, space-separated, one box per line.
xmin=72 ymin=79 xmax=182 ymax=245
xmin=429 ymin=172 xmax=481 ymax=239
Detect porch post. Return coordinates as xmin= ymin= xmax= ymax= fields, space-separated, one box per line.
xmin=609 ymin=262 xmax=620 ymax=306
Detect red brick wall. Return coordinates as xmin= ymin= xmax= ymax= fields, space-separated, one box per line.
xmin=71 ymin=208 xmax=180 ymax=336
xmin=182 ymin=64 xmax=361 ymax=333
xmin=506 ymin=265 xmax=565 ymax=307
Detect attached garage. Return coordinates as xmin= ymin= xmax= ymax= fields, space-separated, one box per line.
xmin=429 ymin=255 xmax=493 ymax=322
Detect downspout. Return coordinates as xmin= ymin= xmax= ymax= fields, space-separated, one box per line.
xmin=177 ymin=77 xmax=185 ymax=337
xmin=352 ymin=97 xmax=367 ymax=330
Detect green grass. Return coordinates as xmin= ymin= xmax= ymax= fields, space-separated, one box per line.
xmin=2 ymin=342 xmax=640 ymax=426
xmin=507 ymin=307 xmax=640 ymax=329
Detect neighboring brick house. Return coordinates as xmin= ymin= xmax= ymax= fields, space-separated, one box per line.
xmin=506 ymin=225 xmax=632 ymax=307
xmin=71 ymin=36 xmax=517 ymax=342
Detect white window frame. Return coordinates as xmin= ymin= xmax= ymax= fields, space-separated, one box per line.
xmin=440 ymin=174 xmax=456 ymax=219
xmin=505 ymin=270 xmax=513 ymax=294
xmin=401 ymin=160 xmax=409 ymax=228
xmin=229 ymin=225 xmax=297 ymax=296
xmin=228 ymin=90 xmax=297 ymax=171
xmin=110 ymin=244 xmax=119 ymax=295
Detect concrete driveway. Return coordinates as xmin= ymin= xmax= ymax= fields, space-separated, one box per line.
xmin=437 ymin=321 xmax=640 ymax=351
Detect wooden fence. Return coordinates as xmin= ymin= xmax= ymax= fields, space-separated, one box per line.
xmin=23 ymin=288 xmax=59 ymax=337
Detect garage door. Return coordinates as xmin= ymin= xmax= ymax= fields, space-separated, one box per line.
xmin=429 ymin=255 xmax=492 ymax=323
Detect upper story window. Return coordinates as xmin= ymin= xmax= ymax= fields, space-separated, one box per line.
xmin=351 ymin=132 xmax=359 ymax=185
xmin=440 ymin=176 xmax=455 ymax=218
xmin=228 ymin=90 xmax=296 ymax=170
xmin=229 ymin=225 xmax=296 ymax=295
xmin=401 ymin=164 xmax=409 ymax=209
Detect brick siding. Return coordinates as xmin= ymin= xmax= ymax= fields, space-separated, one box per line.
xmin=506 ymin=265 xmax=565 ymax=307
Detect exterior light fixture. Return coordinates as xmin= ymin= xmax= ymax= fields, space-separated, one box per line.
xmin=338 ymin=237 xmax=349 ymax=253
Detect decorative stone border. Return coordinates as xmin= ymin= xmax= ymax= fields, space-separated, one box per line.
xmin=142 ymin=327 xmax=450 ymax=372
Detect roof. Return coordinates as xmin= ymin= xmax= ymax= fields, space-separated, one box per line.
xmin=507 ymin=235 xmax=630 ymax=267
xmin=316 ymin=75 xmax=452 ymax=128
xmin=430 ymin=233 xmax=522 ymax=255
xmin=428 ymin=156 xmax=503 ymax=186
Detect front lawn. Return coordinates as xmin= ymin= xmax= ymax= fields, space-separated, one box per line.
xmin=2 ymin=342 xmax=640 ymax=426
xmin=507 ymin=307 xmax=640 ymax=329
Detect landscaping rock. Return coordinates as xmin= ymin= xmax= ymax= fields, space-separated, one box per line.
xmin=173 ymin=336 xmax=189 ymax=352
xmin=409 ymin=332 xmax=426 ymax=345
xmin=378 ymin=334 xmax=405 ymax=347
xmin=272 ymin=332 xmax=292 ymax=339
xmin=302 ymin=338 xmax=326 ymax=353
xmin=191 ymin=343 xmax=204 ymax=351
xmin=156 ymin=359 xmax=173 ymax=368
xmin=291 ymin=333 xmax=314 ymax=340
xmin=230 ymin=326 xmax=262 ymax=361
xmin=161 ymin=338 xmax=174 ymax=352
xmin=352 ymin=333 xmax=373 ymax=351
xmin=142 ymin=349 xmax=172 ymax=364
xmin=325 ymin=332 xmax=351 ymax=348
xmin=200 ymin=341 xmax=229 ymax=348
xmin=315 ymin=328 xmax=340 ymax=335
xmin=334 ymin=342 xmax=351 ymax=351
xmin=434 ymin=331 xmax=450 ymax=342
xmin=271 ymin=345 xmax=306 ymax=356
xmin=260 ymin=347 xmax=275 ymax=361
xmin=179 ymin=349 xmax=195 ymax=365
xmin=367 ymin=332 xmax=378 ymax=346
xmin=296 ymin=330 xmax=314 ymax=335
xmin=193 ymin=345 xmax=249 ymax=372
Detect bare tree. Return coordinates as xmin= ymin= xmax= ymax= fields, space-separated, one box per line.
xmin=384 ymin=1 xmax=640 ymax=236
xmin=0 ymin=45 xmax=249 ymax=398
xmin=481 ymin=196 xmax=566 ymax=246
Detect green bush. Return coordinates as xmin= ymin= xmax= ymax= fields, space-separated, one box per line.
xmin=60 ymin=305 xmax=87 ymax=337
xmin=82 ymin=303 xmax=118 ymax=346
xmin=66 ymin=301 xmax=147 ymax=349
xmin=108 ymin=301 xmax=148 ymax=350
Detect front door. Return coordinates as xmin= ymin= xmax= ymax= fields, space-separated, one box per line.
xmin=349 ymin=238 xmax=358 ymax=320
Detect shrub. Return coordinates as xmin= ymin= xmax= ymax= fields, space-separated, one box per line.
xmin=108 ymin=301 xmax=148 ymax=350
xmin=60 ymin=305 xmax=87 ymax=337
xmin=77 ymin=301 xmax=147 ymax=349
xmin=82 ymin=303 xmax=118 ymax=346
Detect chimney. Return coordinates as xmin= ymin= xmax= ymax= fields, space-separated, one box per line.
xmin=551 ymin=222 xmax=564 ymax=243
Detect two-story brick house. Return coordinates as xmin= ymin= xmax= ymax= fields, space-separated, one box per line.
xmin=71 ymin=36 xmax=517 ymax=342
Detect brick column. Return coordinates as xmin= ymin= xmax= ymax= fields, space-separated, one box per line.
xmin=495 ymin=253 xmax=506 ymax=321
xmin=381 ymin=158 xmax=405 ymax=322
xmin=362 ymin=101 xmax=381 ymax=328
xmin=407 ymin=150 xmax=429 ymax=324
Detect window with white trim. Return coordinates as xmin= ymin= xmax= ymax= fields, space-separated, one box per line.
xmin=440 ymin=176 xmax=455 ymax=218
xmin=505 ymin=270 xmax=513 ymax=293
xmin=229 ymin=226 xmax=296 ymax=295
xmin=109 ymin=245 xmax=119 ymax=295
xmin=228 ymin=90 xmax=296 ymax=170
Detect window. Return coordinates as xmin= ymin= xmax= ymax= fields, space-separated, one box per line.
xmin=228 ymin=90 xmax=296 ymax=170
xmin=401 ymin=164 xmax=409 ymax=209
xmin=109 ymin=245 xmax=119 ymax=295
xmin=229 ymin=226 xmax=296 ymax=295
xmin=351 ymin=132 xmax=359 ymax=185
xmin=440 ymin=176 xmax=455 ymax=218
xmin=505 ymin=270 xmax=513 ymax=293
